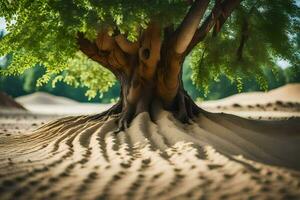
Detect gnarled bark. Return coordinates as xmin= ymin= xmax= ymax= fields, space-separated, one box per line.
xmin=77 ymin=0 xmax=241 ymax=132
xmin=79 ymin=26 xmax=198 ymax=131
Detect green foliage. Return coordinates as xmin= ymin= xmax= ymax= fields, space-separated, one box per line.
xmin=0 ymin=0 xmax=299 ymax=99
xmin=0 ymin=57 xmax=298 ymax=102
xmin=284 ymin=65 xmax=300 ymax=83
xmin=52 ymin=52 xmax=116 ymax=99
xmin=0 ymin=64 xmax=120 ymax=103
xmin=184 ymin=60 xmax=292 ymax=101
xmin=0 ymin=0 xmax=187 ymax=98
xmin=190 ymin=0 xmax=299 ymax=94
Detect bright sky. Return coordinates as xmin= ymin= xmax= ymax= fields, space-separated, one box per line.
xmin=0 ymin=17 xmax=6 ymax=30
xmin=277 ymin=60 xmax=290 ymax=69
xmin=0 ymin=17 xmax=292 ymax=69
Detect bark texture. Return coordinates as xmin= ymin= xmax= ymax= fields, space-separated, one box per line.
xmin=77 ymin=0 xmax=241 ymax=131
xmin=78 ymin=25 xmax=200 ymax=131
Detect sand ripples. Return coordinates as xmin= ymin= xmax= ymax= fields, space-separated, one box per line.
xmin=1 ymin=110 xmax=300 ymax=200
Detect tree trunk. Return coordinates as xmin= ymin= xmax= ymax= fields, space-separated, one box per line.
xmin=92 ymin=76 xmax=202 ymax=132
xmin=89 ymin=52 xmax=202 ymax=132
xmin=76 ymin=0 xmax=244 ymax=132
xmin=78 ymin=23 xmax=205 ymax=132
xmin=115 ymin=75 xmax=201 ymax=131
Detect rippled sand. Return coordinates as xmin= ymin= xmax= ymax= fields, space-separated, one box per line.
xmin=0 ymin=105 xmax=300 ymax=200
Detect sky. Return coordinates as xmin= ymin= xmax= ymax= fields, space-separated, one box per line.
xmin=0 ymin=17 xmax=6 ymax=30
xmin=0 ymin=17 xmax=292 ymax=69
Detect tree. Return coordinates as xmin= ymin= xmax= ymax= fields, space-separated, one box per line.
xmin=0 ymin=0 xmax=299 ymax=131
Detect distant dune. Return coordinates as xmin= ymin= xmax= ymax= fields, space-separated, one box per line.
xmin=13 ymin=84 xmax=300 ymax=116
xmin=15 ymin=92 xmax=111 ymax=115
xmin=202 ymin=83 xmax=300 ymax=106
xmin=16 ymin=92 xmax=79 ymax=105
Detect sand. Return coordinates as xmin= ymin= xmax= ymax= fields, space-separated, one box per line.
xmin=0 ymin=85 xmax=300 ymax=200
xmin=202 ymin=84 xmax=300 ymax=107
xmin=15 ymin=92 xmax=111 ymax=115
xmin=16 ymin=92 xmax=79 ymax=105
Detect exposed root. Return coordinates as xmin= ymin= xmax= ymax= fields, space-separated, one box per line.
xmin=86 ymin=90 xmax=204 ymax=134
xmin=114 ymin=104 xmax=135 ymax=133
xmin=89 ymin=100 xmax=122 ymax=121
xmin=86 ymin=96 xmax=203 ymax=134
xmin=171 ymin=90 xmax=203 ymax=124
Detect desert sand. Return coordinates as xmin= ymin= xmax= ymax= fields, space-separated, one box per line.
xmin=203 ymin=84 xmax=300 ymax=106
xmin=0 ymin=84 xmax=300 ymax=200
xmin=15 ymin=92 xmax=111 ymax=115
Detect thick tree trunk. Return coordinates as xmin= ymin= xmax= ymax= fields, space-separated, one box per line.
xmin=121 ymin=79 xmax=201 ymax=130
xmin=78 ymin=22 xmax=205 ymax=132
xmin=91 ymin=60 xmax=202 ymax=132
xmin=94 ymin=85 xmax=201 ymax=133
xmin=76 ymin=1 xmax=243 ymax=132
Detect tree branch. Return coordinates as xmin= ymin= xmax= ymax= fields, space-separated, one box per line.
xmin=173 ymin=0 xmax=210 ymax=54
xmin=186 ymin=0 xmax=241 ymax=54
xmin=139 ymin=22 xmax=162 ymax=80
xmin=77 ymin=33 xmax=111 ymax=68
xmin=236 ymin=19 xmax=249 ymax=61
xmin=96 ymin=31 xmax=133 ymax=75
xmin=77 ymin=32 xmax=130 ymax=77
xmin=95 ymin=31 xmax=115 ymax=51
xmin=236 ymin=2 xmax=259 ymax=61
xmin=115 ymin=35 xmax=139 ymax=54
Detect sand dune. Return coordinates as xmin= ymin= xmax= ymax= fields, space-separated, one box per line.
xmin=15 ymin=92 xmax=111 ymax=115
xmin=201 ymin=84 xmax=300 ymax=119
xmin=0 ymin=104 xmax=300 ymax=200
xmin=15 ymin=84 xmax=300 ymax=115
xmin=203 ymin=83 xmax=300 ymax=106
xmin=16 ymin=92 xmax=79 ymax=106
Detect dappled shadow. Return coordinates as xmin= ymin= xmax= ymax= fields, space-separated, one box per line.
xmin=0 ymin=109 xmax=300 ymax=199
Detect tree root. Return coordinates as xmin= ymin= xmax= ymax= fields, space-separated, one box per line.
xmin=172 ymin=90 xmax=202 ymax=124
xmin=88 ymin=90 xmax=203 ymax=133
xmin=89 ymin=100 xmax=122 ymax=121
xmin=114 ymin=104 xmax=135 ymax=133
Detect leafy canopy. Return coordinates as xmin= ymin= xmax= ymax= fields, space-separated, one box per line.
xmin=190 ymin=0 xmax=299 ymax=94
xmin=0 ymin=0 xmax=299 ymax=98
xmin=0 ymin=0 xmax=187 ymax=97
